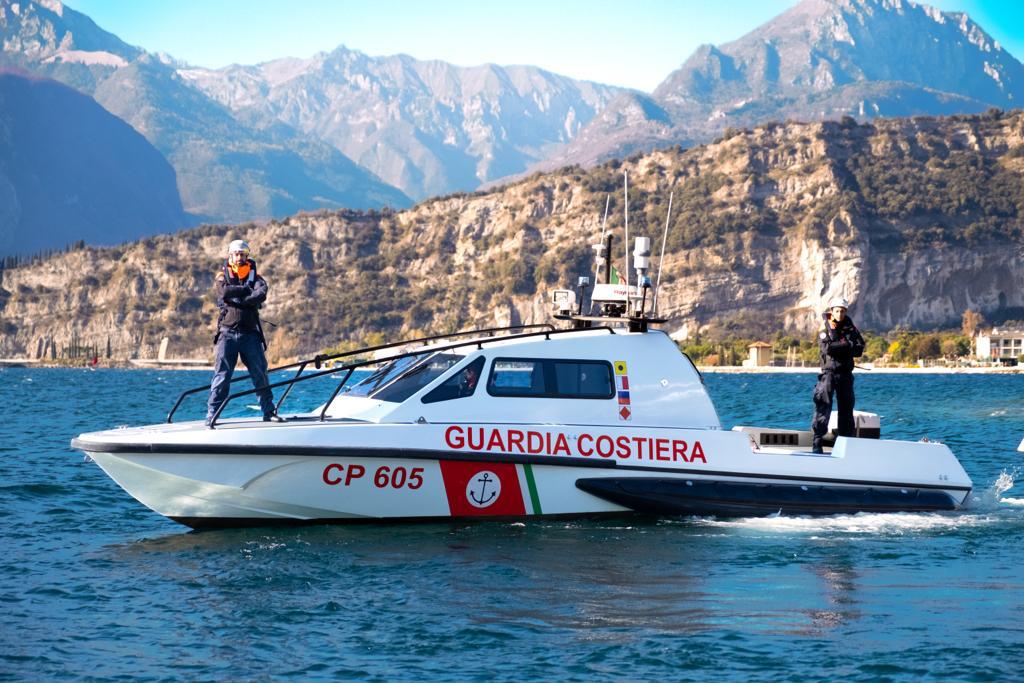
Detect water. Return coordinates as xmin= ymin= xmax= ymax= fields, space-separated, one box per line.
xmin=2 ymin=368 xmax=1023 ymax=680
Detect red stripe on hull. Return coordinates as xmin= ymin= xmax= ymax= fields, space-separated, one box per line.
xmin=439 ymin=461 xmax=525 ymax=516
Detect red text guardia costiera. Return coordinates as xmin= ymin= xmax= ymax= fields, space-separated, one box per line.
xmin=444 ymin=425 xmax=707 ymax=463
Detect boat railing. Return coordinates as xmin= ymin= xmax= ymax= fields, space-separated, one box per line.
xmin=199 ymin=324 xmax=617 ymax=428
xmin=168 ymin=323 xmax=614 ymax=427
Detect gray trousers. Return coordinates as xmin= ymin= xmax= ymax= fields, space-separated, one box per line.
xmin=206 ymin=328 xmax=274 ymax=421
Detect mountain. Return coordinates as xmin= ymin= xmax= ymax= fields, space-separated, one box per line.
xmin=543 ymin=0 xmax=1024 ymax=169
xmin=0 ymin=70 xmax=190 ymax=256
xmin=0 ymin=0 xmax=410 ymax=224
xmin=178 ymin=47 xmax=625 ymax=201
xmin=2 ymin=110 xmax=1022 ymax=361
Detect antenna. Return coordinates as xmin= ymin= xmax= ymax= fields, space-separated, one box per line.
xmin=600 ymin=195 xmax=611 ymax=239
xmin=623 ymin=171 xmax=630 ymax=297
xmin=653 ymin=190 xmax=673 ymax=315
xmin=593 ymin=195 xmax=611 ymax=285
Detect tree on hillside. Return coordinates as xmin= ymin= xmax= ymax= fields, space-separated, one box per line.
xmin=961 ymin=310 xmax=984 ymax=338
xmin=940 ymin=337 xmax=970 ymax=359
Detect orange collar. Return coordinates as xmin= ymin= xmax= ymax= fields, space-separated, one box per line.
xmin=229 ymin=262 xmax=251 ymax=279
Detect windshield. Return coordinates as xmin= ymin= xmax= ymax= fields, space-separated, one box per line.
xmin=371 ymin=353 xmax=464 ymax=403
xmin=342 ymin=352 xmax=431 ymax=398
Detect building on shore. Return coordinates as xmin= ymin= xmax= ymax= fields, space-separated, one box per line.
xmin=743 ymin=341 xmax=774 ymax=368
xmin=975 ymin=327 xmax=1024 ymax=364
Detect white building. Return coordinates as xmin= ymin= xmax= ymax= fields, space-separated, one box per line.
xmin=976 ymin=327 xmax=1024 ymax=362
xmin=742 ymin=341 xmax=773 ymax=368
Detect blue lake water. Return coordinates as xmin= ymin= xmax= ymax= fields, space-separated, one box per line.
xmin=2 ymin=367 xmax=1023 ymax=680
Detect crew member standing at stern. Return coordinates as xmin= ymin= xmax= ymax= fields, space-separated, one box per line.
xmin=206 ymin=239 xmax=284 ymax=427
xmin=811 ymin=296 xmax=864 ymax=453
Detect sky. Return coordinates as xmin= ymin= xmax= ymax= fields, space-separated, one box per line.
xmin=65 ymin=0 xmax=1024 ymax=92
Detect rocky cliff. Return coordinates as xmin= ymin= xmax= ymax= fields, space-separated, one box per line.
xmin=1 ymin=110 xmax=1022 ymax=361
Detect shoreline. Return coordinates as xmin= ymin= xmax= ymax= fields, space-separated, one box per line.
xmin=0 ymin=359 xmax=214 ymax=371
xmin=699 ymin=365 xmax=1023 ymax=374
xmin=2 ymin=359 xmax=1021 ymax=374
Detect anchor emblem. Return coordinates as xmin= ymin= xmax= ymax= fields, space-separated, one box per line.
xmin=466 ymin=471 xmax=501 ymax=509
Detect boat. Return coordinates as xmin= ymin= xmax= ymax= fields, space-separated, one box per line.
xmin=71 ymin=193 xmax=973 ymax=529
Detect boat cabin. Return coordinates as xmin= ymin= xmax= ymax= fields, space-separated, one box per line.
xmin=320 ymin=329 xmax=722 ymax=430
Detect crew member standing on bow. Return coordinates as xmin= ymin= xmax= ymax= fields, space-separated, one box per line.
xmin=811 ymin=296 xmax=865 ymax=453
xmin=206 ymin=239 xmax=283 ymax=427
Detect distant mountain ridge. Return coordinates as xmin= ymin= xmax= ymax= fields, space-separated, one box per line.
xmin=0 ymin=69 xmax=189 ymax=256
xmin=0 ymin=0 xmax=625 ymax=233
xmin=178 ymin=46 xmax=625 ymax=200
xmin=0 ymin=0 xmax=410 ymax=233
xmin=541 ymin=0 xmax=1024 ymax=169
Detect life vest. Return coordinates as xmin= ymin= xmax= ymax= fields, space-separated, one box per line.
xmin=223 ymin=259 xmax=257 ymax=286
xmin=216 ymin=258 xmax=264 ymax=336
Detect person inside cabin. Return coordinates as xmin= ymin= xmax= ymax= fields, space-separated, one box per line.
xmin=811 ymin=296 xmax=865 ymax=453
xmin=206 ymin=239 xmax=284 ymax=427
xmin=459 ymin=365 xmax=480 ymax=397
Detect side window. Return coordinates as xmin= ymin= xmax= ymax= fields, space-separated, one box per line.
xmin=421 ymin=357 xmax=486 ymax=404
xmin=553 ymin=361 xmax=614 ymax=398
xmin=487 ymin=359 xmax=546 ymax=396
xmin=487 ymin=358 xmax=615 ymax=399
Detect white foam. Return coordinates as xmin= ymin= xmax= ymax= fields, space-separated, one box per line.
xmin=242 ymin=541 xmax=286 ymax=553
xmin=693 ymin=511 xmax=987 ymax=535
xmin=967 ymin=469 xmax=1019 ymax=510
xmin=1001 ymin=497 xmax=1024 ymax=506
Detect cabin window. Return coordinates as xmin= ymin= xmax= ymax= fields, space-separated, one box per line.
xmin=552 ymin=361 xmax=614 ymax=398
xmin=421 ymin=357 xmax=486 ymax=404
xmin=487 ymin=358 xmax=614 ymax=399
xmin=343 ymin=352 xmax=430 ymax=398
xmin=368 ymin=353 xmax=463 ymax=403
xmin=488 ymin=360 xmax=546 ymax=396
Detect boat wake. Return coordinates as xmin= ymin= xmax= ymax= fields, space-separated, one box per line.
xmin=687 ymin=469 xmax=1022 ymax=535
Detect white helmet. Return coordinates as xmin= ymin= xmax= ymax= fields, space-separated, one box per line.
xmin=828 ymin=296 xmax=850 ymax=310
xmin=227 ymin=239 xmax=250 ymax=255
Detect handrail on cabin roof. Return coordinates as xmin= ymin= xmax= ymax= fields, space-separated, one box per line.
xmin=170 ymin=323 xmax=620 ymax=427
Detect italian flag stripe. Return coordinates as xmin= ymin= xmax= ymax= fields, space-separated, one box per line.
xmin=523 ymin=464 xmax=542 ymax=514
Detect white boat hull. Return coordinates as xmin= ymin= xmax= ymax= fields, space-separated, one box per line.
xmin=77 ymin=420 xmax=972 ymax=529
xmin=87 ymin=451 xmax=631 ymax=527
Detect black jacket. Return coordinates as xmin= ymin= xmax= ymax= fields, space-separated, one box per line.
xmin=818 ymin=312 xmax=865 ymax=373
xmin=214 ymin=259 xmax=267 ymax=332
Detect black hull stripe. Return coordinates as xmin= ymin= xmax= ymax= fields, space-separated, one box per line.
xmin=73 ymin=440 xmax=972 ymax=494
xmin=576 ymin=477 xmax=960 ymax=515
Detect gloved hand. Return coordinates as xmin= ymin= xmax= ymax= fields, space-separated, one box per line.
xmin=828 ymin=339 xmax=851 ymax=355
xmin=240 ymin=292 xmax=263 ymax=307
